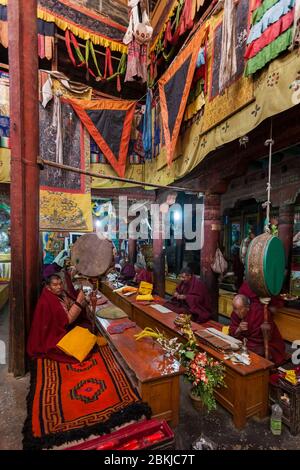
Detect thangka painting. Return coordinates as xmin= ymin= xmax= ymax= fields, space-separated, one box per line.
xmin=39 ymin=100 xmax=92 ymax=232
xmin=199 ymin=0 xmax=254 ymax=134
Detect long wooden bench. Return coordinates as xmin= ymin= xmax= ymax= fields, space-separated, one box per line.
xmin=96 ymin=312 xmax=183 ymax=427
xmin=100 ymin=281 xmax=274 ymax=429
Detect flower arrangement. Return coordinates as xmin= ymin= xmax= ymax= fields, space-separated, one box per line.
xmin=185 ymin=352 xmax=226 ymax=412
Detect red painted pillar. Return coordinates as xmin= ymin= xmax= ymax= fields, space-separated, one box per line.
xmin=153 ymin=236 xmax=165 ymax=297
xmin=200 ymin=193 xmax=221 ymax=319
xmin=128 ymin=238 xmax=137 ymax=265
xmin=152 ymin=210 xmax=165 ymax=297
xmin=8 ymin=0 xmax=40 ymax=376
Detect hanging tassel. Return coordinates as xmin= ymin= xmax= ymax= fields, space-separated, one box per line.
xmin=179 ymin=0 xmax=194 ymax=36
xmin=89 ymin=40 xmax=102 ymax=81
xmin=85 ymin=39 xmax=90 ymax=81
xmin=164 ymin=21 xmax=173 ymax=47
xmin=65 ymin=30 xmax=85 ymax=67
xmin=117 ymin=74 xmax=121 ymax=92
xmin=104 ymin=47 xmax=113 ymax=79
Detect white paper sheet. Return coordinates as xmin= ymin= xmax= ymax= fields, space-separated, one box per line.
xmin=150 ymin=304 xmax=173 ymax=314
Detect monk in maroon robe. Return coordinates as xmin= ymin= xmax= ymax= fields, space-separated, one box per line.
xmin=134 ymin=262 xmax=153 ymax=284
xmin=229 ymin=282 xmax=286 ymax=365
xmin=164 ymin=268 xmax=212 ymax=324
xmin=120 ymin=257 xmax=136 ymax=281
xmin=27 ymin=274 xmax=91 ymax=363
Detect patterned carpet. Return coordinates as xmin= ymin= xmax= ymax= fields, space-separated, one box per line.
xmin=23 ymin=345 xmax=151 ymax=449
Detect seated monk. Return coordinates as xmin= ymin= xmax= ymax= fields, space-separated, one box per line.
xmin=133 ymin=262 xmax=153 ymax=284
xmin=27 ymin=274 xmax=92 ymax=363
xmin=59 ymin=263 xmax=78 ymax=298
xmin=164 ymin=267 xmax=212 ymax=324
xmin=120 ymin=256 xmax=135 ymax=281
xmin=229 ymin=291 xmax=286 ymax=365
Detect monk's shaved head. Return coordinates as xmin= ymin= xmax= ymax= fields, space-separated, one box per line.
xmin=232 ymin=294 xmax=250 ymax=319
xmin=233 ymin=294 xmax=250 ymax=307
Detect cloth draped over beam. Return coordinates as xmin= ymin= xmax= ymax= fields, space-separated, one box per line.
xmin=0 ymin=0 xmax=127 ymax=54
xmin=39 ymin=76 xmax=93 ymax=232
xmin=67 ymin=98 xmax=137 ymax=178
xmin=158 ymin=25 xmax=207 ymax=167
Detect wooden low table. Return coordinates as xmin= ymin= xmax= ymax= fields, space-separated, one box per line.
xmin=100 ymin=281 xmax=274 ymax=429
xmin=96 ymin=312 xmax=183 ymax=427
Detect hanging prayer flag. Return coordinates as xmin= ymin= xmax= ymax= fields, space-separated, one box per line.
xmin=158 ymin=26 xmax=206 ymax=166
xmin=67 ymin=98 xmax=136 ymax=178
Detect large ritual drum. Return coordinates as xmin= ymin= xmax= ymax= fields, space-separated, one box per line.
xmin=71 ymin=234 xmax=113 ymax=277
xmin=245 ymin=233 xmax=285 ymax=298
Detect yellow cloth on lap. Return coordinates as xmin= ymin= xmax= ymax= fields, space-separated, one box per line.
xmin=57 ymin=326 xmax=97 ymax=362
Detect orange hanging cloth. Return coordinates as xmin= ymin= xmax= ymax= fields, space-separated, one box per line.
xmin=159 ymin=26 xmax=205 ymax=166
xmin=67 ymin=98 xmax=136 ymax=178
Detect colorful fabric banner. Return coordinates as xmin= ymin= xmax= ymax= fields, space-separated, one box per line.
xmin=197 ymin=0 xmax=254 ymax=134
xmin=158 ymin=26 xmax=206 ymax=166
xmin=38 ymin=0 xmax=127 ymax=53
xmin=0 ymin=0 xmax=127 ymax=54
xmin=245 ymin=0 xmax=295 ymax=75
xmin=67 ymin=98 xmax=136 ymax=178
xmin=39 ymin=98 xmax=92 ymax=232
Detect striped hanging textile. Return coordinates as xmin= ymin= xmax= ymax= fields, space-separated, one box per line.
xmin=245 ymin=0 xmax=295 ymax=75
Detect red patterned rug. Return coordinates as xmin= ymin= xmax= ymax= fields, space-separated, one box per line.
xmin=23 ymin=345 xmax=151 ymax=450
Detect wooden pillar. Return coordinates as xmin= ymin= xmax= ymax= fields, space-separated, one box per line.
xmin=153 ymin=232 xmax=165 ymax=297
xmin=128 ymin=238 xmax=137 ymax=265
xmin=278 ymin=204 xmax=294 ymax=285
xmin=201 ymin=193 xmax=221 ymax=319
xmin=8 ymin=0 xmax=40 ymax=376
xmin=175 ymin=238 xmax=184 ymax=274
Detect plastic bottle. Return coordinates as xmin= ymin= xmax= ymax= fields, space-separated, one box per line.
xmin=270 ymin=403 xmax=283 ymax=435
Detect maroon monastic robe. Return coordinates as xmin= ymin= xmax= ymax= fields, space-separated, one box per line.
xmin=27 ymin=287 xmax=90 ymax=363
xmin=120 ymin=263 xmax=135 ymax=280
xmin=136 ymin=269 xmax=153 ymax=284
xmin=229 ymin=281 xmax=286 ymax=365
xmin=165 ymin=275 xmax=212 ymax=323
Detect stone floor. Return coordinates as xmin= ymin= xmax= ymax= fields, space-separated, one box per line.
xmin=0 ymin=304 xmax=29 ymax=450
xmin=1 ymin=304 xmax=300 ymax=450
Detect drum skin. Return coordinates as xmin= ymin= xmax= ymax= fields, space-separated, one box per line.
xmin=71 ymin=234 xmax=113 ymax=277
xmin=245 ymin=233 xmax=285 ymax=297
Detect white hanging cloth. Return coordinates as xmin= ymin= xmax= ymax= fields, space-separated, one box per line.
xmin=219 ymin=0 xmax=237 ymax=93
xmin=52 ymin=92 xmax=63 ymax=165
xmin=123 ymin=0 xmax=153 ymax=45
xmin=42 ymin=76 xmax=53 ymax=109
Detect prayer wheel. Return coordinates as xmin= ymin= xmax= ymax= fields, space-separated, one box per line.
xmin=245 ymin=233 xmax=285 ymax=298
xmin=71 ymin=233 xmax=113 ymax=277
